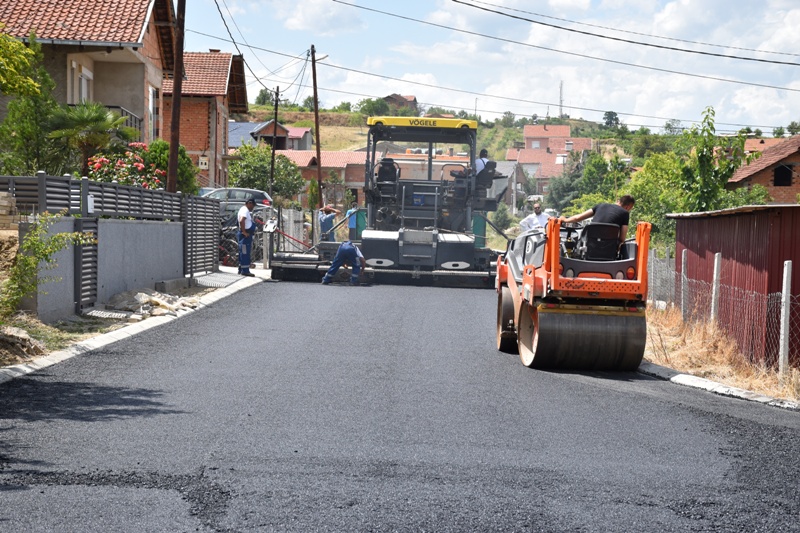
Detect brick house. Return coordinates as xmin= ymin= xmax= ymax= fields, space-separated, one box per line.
xmin=0 ymin=0 xmax=176 ymax=144
xmin=279 ymin=150 xmax=366 ymax=207
xmin=162 ymin=50 xmax=247 ymax=188
xmin=728 ymin=135 xmax=800 ymax=203
xmin=383 ymin=94 xmax=418 ymax=113
xmin=229 ymin=121 xmax=312 ymax=150
xmin=505 ymin=124 xmax=593 ymax=195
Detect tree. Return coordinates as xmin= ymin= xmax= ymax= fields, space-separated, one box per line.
xmin=142 ymin=139 xmax=199 ymax=194
xmin=773 ymin=126 xmax=785 ymax=138
xmin=663 ymin=119 xmax=683 ymax=135
xmin=675 ymin=106 xmax=758 ymax=212
xmin=48 ymin=101 xmax=137 ymax=176
xmin=354 ymin=98 xmax=390 ymax=116
xmin=625 ymin=152 xmax=685 ymax=247
xmin=0 ymin=36 xmax=66 ymax=176
xmin=603 ymin=111 xmax=620 ymax=128
xmin=491 ymin=201 xmax=512 ymax=229
xmin=255 ymin=88 xmax=273 ymax=106
xmin=546 ymin=152 xmax=584 ymax=212
xmin=631 ymin=133 xmax=668 ymax=158
xmin=301 ymin=95 xmax=316 ymax=112
xmin=228 ymin=144 xmax=304 ymax=200
xmin=332 ymin=101 xmax=352 ymax=113
xmin=787 ymin=121 xmax=800 ymax=136
xmin=500 ymin=111 xmax=515 ymax=128
xmin=0 ymin=30 xmax=38 ymax=97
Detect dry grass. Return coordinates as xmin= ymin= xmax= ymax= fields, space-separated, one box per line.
xmin=646 ymin=305 xmax=800 ymax=402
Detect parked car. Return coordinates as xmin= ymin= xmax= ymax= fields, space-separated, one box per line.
xmin=198 ymin=187 xmax=216 ymax=197
xmin=202 ymin=187 xmax=272 ymax=219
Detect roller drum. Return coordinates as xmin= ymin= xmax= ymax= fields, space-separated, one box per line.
xmin=518 ymin=307 xmax=645 ymax=371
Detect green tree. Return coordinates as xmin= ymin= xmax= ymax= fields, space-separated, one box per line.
xmin=228 ymin=144 xmax=304 ymax=200
xmin=625 ymin=152 xmax=685 ymax=247
xmin=141 ymin=139 xmax=199 ymax=194
xmin=491 ymin=201 xmax=512 ymax=229
xmin=354 ymin=98 xmax=390 ymax=116
xmin=663 ymin=119 xmax=683 ymax=135
xmin=603 ymin=111 xmax=620 ymax=128
xmin=675 ymin=106 xmax=758 ymax=212
xmin=332 ymin=101 xmax=352 ymax=113
xmin=0 ymin=36 xmax=66 ymax=175
xmin=48 ymin=101 xmax=137 ymax=176
xmin=787 ymin=121 xmax=800 ymax=136
xmin=500 ymin=111 xmax=515 ymax=128
xmin=0 ymin=30 xmax=38 ymax=97
xmin=255 ymin=88 xmax=273 ymax=106
xmin=301 ymin=95 xmax=316 ymax=111
xmin=631 ymin=133 xmax=668 ymax=159
xmin=546 ymin=152 xmax=584 ymax=212
xmin=773 ymin=126 xmax=785 ymax=138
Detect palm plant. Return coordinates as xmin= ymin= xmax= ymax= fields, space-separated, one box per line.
xmin=48 ymin=101 xmax=138 ymax=176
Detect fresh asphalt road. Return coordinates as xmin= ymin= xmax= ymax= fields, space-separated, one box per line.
xmin=1 ymin=281 xmax=799 ymax=532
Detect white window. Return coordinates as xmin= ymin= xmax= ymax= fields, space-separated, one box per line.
xmin=78 ymin=66 xmax=93 ymax=102
xmin=556 ymin=154 xmax=567 ymax=164
xmin=565 ymin=141 xmax=573 ymax=151
xmin=531 ymin=140 xmax=540 ymax=149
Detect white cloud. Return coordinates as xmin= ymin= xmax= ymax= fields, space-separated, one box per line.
xmin=274 ymin=0 xmax=364 ymax=36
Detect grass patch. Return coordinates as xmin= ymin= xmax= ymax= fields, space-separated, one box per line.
xmin=646 ymin=305 xmax=800 ymax=402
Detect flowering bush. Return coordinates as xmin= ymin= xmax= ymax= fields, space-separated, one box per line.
xmin=87 ymin=142 xmax=165 ymax=189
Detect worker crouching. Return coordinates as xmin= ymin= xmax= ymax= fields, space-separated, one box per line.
xmin=321 ymin=241 xmax=366 ymax=286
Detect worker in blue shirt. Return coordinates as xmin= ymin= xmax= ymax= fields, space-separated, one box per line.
xmin=318 ymin=204 xmax=341 ymax=242
xmin=321 ymin=241 xmax=366 ymax=286
xmin=345 ymin=201 xmax=359 ymax=241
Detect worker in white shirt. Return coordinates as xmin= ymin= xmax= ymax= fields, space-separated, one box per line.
xmin=519 ymin=202 xmax=551 ymax=232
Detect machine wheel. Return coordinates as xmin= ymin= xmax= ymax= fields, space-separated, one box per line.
xmin=517 ymin=304 xmax=539 ymax=367
xmin=496 ymin=285 xmax=517 ymax=353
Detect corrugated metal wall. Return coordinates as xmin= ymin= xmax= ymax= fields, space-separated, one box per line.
xmin=674 ymin=205 xmax=800 ymax=366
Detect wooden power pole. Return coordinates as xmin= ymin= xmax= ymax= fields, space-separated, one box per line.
xmin=167 ymin=0 xmax=186 ymax=193
xmin=311 ymin=45 xmax=323 ymax=209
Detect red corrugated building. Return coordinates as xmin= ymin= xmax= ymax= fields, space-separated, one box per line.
xmin=668 ymin=205 xmax=800 ymax=367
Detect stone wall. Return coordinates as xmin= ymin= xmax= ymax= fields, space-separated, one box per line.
xmin=0 ymin=192 xmax=17 ymax=230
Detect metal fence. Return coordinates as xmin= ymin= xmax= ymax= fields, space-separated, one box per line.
xmin=648 ymin=250 xmax=800 ymax=370
xmin=1 ymin=172 xmax=220 ymax=312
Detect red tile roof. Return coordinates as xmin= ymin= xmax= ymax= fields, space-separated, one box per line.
xmin=523 ymin=124 xmax=571 ymax=138
xmin=163 ymin=51 xmax=233 ymax=96
xmin=287 ymin=127 xmax=311 ymax=139
xmin=744 ymin=138 xmax=784 ymax=153
xmin=729 ymin=136 xmax=800 ymax=183
xmin=278 ymin=150 xmax=366 ymax=169
xmin=0 ymin=0 xmax=153 ymax=44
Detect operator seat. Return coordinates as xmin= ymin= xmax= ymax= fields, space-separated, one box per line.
xmin=576 ymin=223 xmax=621 ymax=261
xmin=474 ymin=160 xmax=496 ymax=187
xmin=377 ymin=158 xmax=398 ymax=182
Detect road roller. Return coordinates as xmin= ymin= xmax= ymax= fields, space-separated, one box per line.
xmin=496 ymin=217 xmax=651 ymax=370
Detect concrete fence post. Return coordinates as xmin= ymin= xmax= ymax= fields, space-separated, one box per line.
xmin=779 ymin=260 xmax=792 ymax=380
xmin=681 ymin=249 xmax=689 ymax=322
xmin=711 ymin=252 xmax=722 ymax=322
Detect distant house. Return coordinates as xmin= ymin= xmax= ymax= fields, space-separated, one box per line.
xmin=278 ymin=150 xmax=365 ymax=207
xmin=728 ymin=135 xmax=800 ymax=203
xmin=383 ymin=94 xmax=418 ymax=113
xmin=229 ymin=120 xmax=312 ymax=151
xmin=505 ymin=124 xmax=593 ymax=195
xmin=162 ymin=50 xmax=248 ymax=188
xmin=0 ymin=0 xmax=177 ymax=143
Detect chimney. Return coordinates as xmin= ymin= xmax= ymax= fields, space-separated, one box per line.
xmin=209 ymin=49 xmax=220 ymax=53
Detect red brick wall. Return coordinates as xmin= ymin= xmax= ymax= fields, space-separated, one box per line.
xmin=732 ymin=153 xmax=800 ymax=203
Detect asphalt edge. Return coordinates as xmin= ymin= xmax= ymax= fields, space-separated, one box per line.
xmin=637 ymin=360 xmax=800 ymax=412
xmin=0 ymin=275 xmax=264 ymax=386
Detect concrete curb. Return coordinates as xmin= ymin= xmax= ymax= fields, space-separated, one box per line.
xmin=0 ymin=274 xmax=264 ymax=386
xmin=637 ymin=360 xmax=800 ymax=412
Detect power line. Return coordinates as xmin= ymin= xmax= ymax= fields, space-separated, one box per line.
xmin=186 ymin=29 xmax=783 ymax=131
xmin=332 ymin=0 xmax=800 ymax=94
xmin=463 ymin=0 xmax=800 ymax=59
xmin=454 ymin=0 xmax=800 ymax=66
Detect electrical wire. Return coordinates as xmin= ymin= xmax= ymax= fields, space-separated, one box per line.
xmin=186 ymin=29 xmax=783 ymax=131
xmin=332 ymin=0 xmax=800 ymax=93
xmin=459 ymin=0 xmax=800 ymax=60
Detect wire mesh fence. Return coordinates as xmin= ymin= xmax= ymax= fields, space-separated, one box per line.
xmin=648 ymin=253 xmax=799 ymax=369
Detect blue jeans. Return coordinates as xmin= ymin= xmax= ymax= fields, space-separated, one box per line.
xmin=237 ymin=228 xmax=253 ymax=274
xmin=322 ymin=241 xmax=361 ymax=284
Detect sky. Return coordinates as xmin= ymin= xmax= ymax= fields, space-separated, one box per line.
xmin=183 ymin=0 xmax=800 ymax=136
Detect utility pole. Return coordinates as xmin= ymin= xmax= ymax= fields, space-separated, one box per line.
xmin=269 ymin=87 xmax=279 ymax=199
xmin=167 ymin=0 xmax=185 ymax=193
xmin=312 ymin=45 xmax=324 ymax=209
xmin=559 ymin=80 xmax=563 ymax=119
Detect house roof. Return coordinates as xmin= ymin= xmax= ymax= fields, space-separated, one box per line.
xmin=287 ymin=127 xmax=311 ymax=139
xmin=278 ymin=150 xmax=365 ymax=169
xmin=523 ymin=124 xmax=571 ymax=138
xmin=729 ymin=135 xmax=800 ymax=183
xmin=163 ymin=51 xmax=248 ymax=113
xmin=0 ymin=0 xmax=176 ymax=73
xmin=744 ymin=138 xmax=784 ymax=153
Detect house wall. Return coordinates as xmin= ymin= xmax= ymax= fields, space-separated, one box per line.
xmin=94 ymin=62 xmax=145 ymax=117
xmin=731 ymin=154 xmax=800 ymax=203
